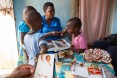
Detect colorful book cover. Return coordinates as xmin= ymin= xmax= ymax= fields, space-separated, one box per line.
xmin=87 ymin=64 xmax=102 ymax=75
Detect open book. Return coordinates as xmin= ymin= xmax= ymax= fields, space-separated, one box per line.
xmin=47 ymin=39 xmax=70 ymax=52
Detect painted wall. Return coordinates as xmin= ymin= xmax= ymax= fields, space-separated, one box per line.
xmin=13 ymin=0 xmax=25 ymax=33
xmin=112 ymin=0 xmax=117 ymax=34
xmin=13 ymin=0 xmax=71 ymax=36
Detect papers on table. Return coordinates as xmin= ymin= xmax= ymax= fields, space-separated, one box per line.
xmin=72 ymin=65 xmax=89 ymax=77
xmin=71 ymin=65 xmax=106 ymax=78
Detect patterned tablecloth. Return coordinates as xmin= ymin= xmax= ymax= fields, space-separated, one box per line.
xmin=55 ymin=53 xmax=117 ymax=78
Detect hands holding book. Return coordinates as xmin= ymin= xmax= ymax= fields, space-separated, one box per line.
xmin=6 ymin=64 xmax=35 ymax=78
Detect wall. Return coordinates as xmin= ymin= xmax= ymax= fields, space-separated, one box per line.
xmin=13 ymin=0 xmax=25 ymax=33
xmin=13 ymin=0 xmax=71 ymax=37
xmin=24 ymin=0 xmax=71 ymax=29
xmin=112 ymin=0 xmax=117 ymax=34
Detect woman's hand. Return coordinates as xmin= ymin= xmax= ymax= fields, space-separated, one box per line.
xmin=50 ymin=31 xmax=60 ymax=36
xmin=7 ymin=64 xmax=35 ymax=78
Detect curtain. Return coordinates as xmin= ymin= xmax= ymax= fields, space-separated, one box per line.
xmin=72 ymin=0 xmax=109 ymax=43
xmin=71 ymin=0 xmax=79 ymax=17
xmin=0 ymin=0 xmax=18 ymax=69
xmin=106 ymin=0 xmax=115 ymax=35
xmin=0 ymin=0 xmax=13 ymax=16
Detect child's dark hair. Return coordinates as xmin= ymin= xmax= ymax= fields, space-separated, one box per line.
xmin=68 ymin=17 xmax=82 ymax=29
xmin=43 ymin=2 xmax=54 ymax=12
xmin=23 ymin=6 xmax=37 ymax=15
xmin=24 ymin=10 xmax=41 ymax=26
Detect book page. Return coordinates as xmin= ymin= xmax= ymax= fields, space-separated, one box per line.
xmin=52 ymin=39 xmax=70 ymax=51
xmin=47 ymin=40 xmax=56 ymax=51
xmin=54 ymin=53 xmax=58 ymax=62
xmin=72 ymin=65 xmax=89 ymax=77
xmin=34 ymin=54 xmax=54 ymax=78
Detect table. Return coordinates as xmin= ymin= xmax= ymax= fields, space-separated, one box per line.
xmin=55 ymin=53 xmax=117 ymax=78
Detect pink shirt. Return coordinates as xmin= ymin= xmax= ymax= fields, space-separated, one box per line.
xmin=72 ymin=34 xmax=87 ymax=50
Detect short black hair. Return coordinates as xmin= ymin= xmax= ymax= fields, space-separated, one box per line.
xmin=43 ymin=2 xmax=54 ymax=12
xmin=68 ymin=17 xmax=82 ymax=29
xmin=24 ymin=10 xmax=41 ymax=26
xmin=23 ymin=6 xmax=37 ymax=15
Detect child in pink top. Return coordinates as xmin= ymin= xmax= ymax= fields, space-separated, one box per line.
xmin=65 ymin=17 xmax=87 ymax=53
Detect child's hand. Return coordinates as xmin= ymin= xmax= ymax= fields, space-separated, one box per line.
xmin=60 ymin=27 xmax=67 ymax=36
xmin=50 ymin=31 xmax=60 ymax=36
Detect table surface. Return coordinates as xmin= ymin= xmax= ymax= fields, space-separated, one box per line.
xmin=55 ymin=53 xmax=117 ymax=78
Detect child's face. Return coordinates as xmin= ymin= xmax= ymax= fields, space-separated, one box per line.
xmin=45 ymin=6 xmax=55 ymax=19
xmin=66 ymin=22 xmax=75 ymax=35
xmin=46 ymin=56 xmax=51 ymax=62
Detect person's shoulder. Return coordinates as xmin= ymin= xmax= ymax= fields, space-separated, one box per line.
xmin=41 ymin=15 xmax=46 ymax=23
xmin=41 ymin=15 xmax=45 ymax=20
xmin=78 ymin=33 xmax=87 ymax=41
xmin=53 ymin=17 xmax=60 ymax=21
xmin=76 ymin=33 xmax=86 ymax=40
xmin=24 ymin=33 xmax=30 ymax=38
xmin=79 ymin=33 xmax=85 ymax=37
xmin=18 ymin=20 xmax=29 ymax=32
xmin=18 ymin=20 xmax=27 ymax=26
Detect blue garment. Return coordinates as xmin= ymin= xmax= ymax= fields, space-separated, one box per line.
xmin=24 ymin=32 xmax=46 ymax=66
xmin=42 ymin=15 xmax=62 ymax=40
xmin=18 ymin=20 xmax=30 ymax=32
xmin=18 ymin=21 xmax=29 ymax=42
xmin=17 ymin=21 xmax=30 ymax=65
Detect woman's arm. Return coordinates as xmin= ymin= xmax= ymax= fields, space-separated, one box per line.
xmin=20 ymin=32 xmax=27 ymax=45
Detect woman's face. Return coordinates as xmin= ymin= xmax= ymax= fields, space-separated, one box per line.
xmin=45 ymin=6 xmax=55 ymax=19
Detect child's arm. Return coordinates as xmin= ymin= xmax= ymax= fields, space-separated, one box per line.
xmin=60 ymin=27 xmax=67 ymax=36
xmin=20 ymin=32 xmax=29 ymax=61
xmin=20 ymin=32 xmax=27 ymax=45
xmin=73 ymin=49 xmax=85 ymax=53
xmin=39 ymin=31 xmax=61 ymax=40
xmin=40 ymin=27 xmax=67 ymax=39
